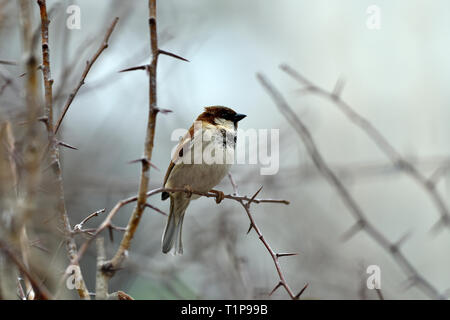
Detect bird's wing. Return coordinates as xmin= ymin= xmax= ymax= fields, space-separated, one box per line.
xmin=162 ymin=124 xmax=195 ymax=200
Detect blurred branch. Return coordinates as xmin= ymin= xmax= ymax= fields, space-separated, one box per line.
xmin=0 ymin=239 xmax=52 ymax=300
xmin=73 ymin=208 xmax=106 ymax=232
xmin=280 ymin=156 xmax=450 ymax=184
xmin=54 ymin=17 xmax=119 ymax=134
xmin=12 ymin=0 xmax=41 ymax=300
xmin=19 ymin=0 xmax=40 ymax=223
xmin=280 ymin=64 xmax=450 ymax=232
xmin=257 ymin=72 xmax=445 ymax=299
xmin=227 ymin=174 xmax=308 ymax=300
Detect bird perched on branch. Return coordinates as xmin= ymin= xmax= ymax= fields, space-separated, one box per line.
xmin=161 ymin=106 xmax=246 ymax=255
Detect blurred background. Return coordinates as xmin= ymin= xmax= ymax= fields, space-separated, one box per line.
xmin=1 ymin=0 xmax=449 ymax=299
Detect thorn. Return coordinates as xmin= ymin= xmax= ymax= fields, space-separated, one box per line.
xmin=158 ymin=49 xmax=189 ymax=62
xmin=37 ymin=116 xmax=49 ymax=123
xmin=276 ymin=252 xmax=299 ymax=258
xmin=128 ymin=157 xmax=159 ymax=171
xmin=145 ymin=203 xmax=167 ymax=216
xmin=57 ymin=140 xmax=78 ymax=150
xmin=269 ymin=282 xmax=283 ymax=296
xmin=340 ymin=220 xmax=365 ymax=242
xmin=154 ymin=107 xmax=173 ymax=114
xmin=42 ymin=160 xmax=57 ymax=173
xmin=119 ymin=65 xmax=148 ymax=73
xmin=29 ymin=240 xmax=50 ymax=253
xmin=279 ymin=63 xmax=313 ymax=87
xmin=246 ymin=223 xmax=254 ymax=235
xmin=294 ymin=283 xmax=309 ymax=299
xmin=332 ymin=76 xmax=345 ymax=99
xmin=395 ymin=230 xmax=412 ymax=248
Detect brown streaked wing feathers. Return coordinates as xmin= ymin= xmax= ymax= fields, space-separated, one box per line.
xmin=161 ymin=124 xmax=194 ymax=200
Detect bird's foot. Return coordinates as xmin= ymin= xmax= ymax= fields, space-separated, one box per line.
xmin=210 ymin=189 xmax=225 ymax=204
xmin=183 ymin=185 xmax=194 ymax=198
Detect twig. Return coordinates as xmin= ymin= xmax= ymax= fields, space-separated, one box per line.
xmin=54 ymin=17 xmax=119 ymax=134
xmin=19 ymin=0 xmax=40 ymax=222
xmin=73 ymin=208 xmax=106 ymax=231
xmin=14 ymin=0 xmax=42 ymax=299
xmin=280 ymin=64 xmax=450 ymax=231
xmin=227 ymin=174 xmax=307 ymax=300
xmin=0 ymin=239 xmax=52 ymax=300
xmin=257 ymin=72 xmax=444 ymax=299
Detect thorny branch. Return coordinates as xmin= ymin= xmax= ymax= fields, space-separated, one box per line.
xmin=105 ymin=0 xmax=187 ymax=276
xmin=37 ymin=0 xmax=90 ymax=299
xmin=10 ymin=0 xmax=41 ymax=300
xmin=280 ymin=64 xmax=450 ymax=232
xmin=227 ymin=174 xmax=308 ymax=300
xmin=54 ymin=17 xmax=119 ymax=134
xmin=0 ymin=239 xmax=52 ymax=300
xmin=257 ymin=73 xmax=445 ymax=299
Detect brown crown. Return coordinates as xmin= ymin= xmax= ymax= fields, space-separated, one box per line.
xmin=196 ymin=106 xmax=237 ymax=124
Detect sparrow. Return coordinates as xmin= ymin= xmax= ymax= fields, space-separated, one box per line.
xmin=161 ymin=106 xmax=246 ymax=255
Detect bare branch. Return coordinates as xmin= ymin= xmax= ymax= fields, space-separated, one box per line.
xmin=257 ymin=72 xmax=444 ymax=299
xmin=226 ymin=175 xmax=306 ymax=300
xmin=73 ymin=209 xmax=106 ymax=232
xmin=67 ymin=186 xmax=290 ymax=271
xmin=280 ymin=63 xmax=450 ymax=232
xmin=0 ymin=239 xmax=52 ymax=300
xmin=158 ymin=49 xmax=189 ymax=62
xmin=54 ymin=17 xmax=119 ymax=134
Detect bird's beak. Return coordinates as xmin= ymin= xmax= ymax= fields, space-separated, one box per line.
xmin=234 ymin=113 xmax=247 ymax=122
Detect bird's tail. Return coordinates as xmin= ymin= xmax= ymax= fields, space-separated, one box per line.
xmin=161 ymin=195 xmax=190 ymax=255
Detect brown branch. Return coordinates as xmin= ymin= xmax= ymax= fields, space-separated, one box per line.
xmin=0 ymin=239 xmax=52 ymax=300
xmin=14 ymin=0 xmax=42 ymax=300
xmin=37 ymin=0 xmax=53 ymax=132
xmin=73 ymin=208 xmax=106 ymax=232
xmin=105 ymin=0 xmax=159 ymax=274
xmin=54 ymin=17 xmax=119 ymax=134
xmin=95 ymin=237 xmax=108 ymax=300
xmin=257 ymin=72 xmax=444 ymax=299
xmin=0 ymin=60 xmax=17 ymax=66
xmin=227 ymin=174 xmax=307 ymax=300
xmin=68 ymin=186 xmax=289 ymax=270
xmin=280 ymin=64 xmax=450 ymax=231
xmin=37 ymin=0 xmax=90 ymax=299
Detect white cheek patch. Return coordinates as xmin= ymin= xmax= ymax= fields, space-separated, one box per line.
xmin=214 ymin=117 xmax=234 ymax=129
